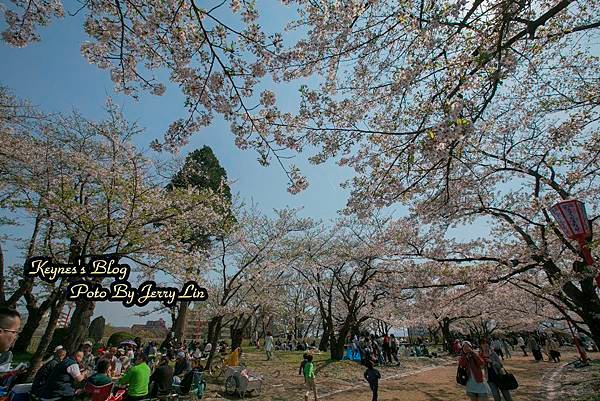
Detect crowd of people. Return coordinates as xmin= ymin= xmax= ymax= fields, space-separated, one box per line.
xmin=452 ymin=333 xmax=565 ymax=363
xmin=27 ymin=341 xmax=207 ymax=401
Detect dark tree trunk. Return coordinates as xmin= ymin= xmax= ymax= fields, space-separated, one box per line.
xmin=13 ymin=283 xmax=58 ymax=353
xmin=318 ymin=319 xmax=331 ymax=352
xmin=205 ymin=316 xmax=223 ymax=370
xmin=12 ymin=306 xmax=43 ymax=353
xmin=230 ymin=327 xmax=243 ymax=351
xmin=25 ymin=292 xmax=66 ymax=381
xmin=172 ymin=301 xmax=189 ymax=342
xmin=440 ymin=318 xmax=453 ymax=352
xmin=64 ymin=298 xmax=96 ymax=354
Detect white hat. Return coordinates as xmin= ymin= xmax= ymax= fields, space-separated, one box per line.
xmin=54 ymin=345 xmax=64 ymax=352
xmin=83 ymin=341 xmax=93 ymax=346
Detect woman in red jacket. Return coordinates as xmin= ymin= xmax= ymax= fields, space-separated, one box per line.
xmin=458 ymin=341 xmax=490 ymax=400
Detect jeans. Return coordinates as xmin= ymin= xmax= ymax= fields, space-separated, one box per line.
xmin=488 ymin=381 xmax=513 ymax=401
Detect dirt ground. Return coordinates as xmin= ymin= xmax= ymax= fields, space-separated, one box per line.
xmin=201 ymin=349 xmax=592 ymax=401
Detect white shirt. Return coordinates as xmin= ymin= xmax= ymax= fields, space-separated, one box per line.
xmin=517 ymin=337 xmax=525 ymax=346
xmin=66 ymin=363 xmax=82 ymax=378
xmin=204 ymin=343 xmax=212 ymax=353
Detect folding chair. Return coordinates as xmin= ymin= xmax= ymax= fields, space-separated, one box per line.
xmin=83 ymin=382 xmax=114 ymax=401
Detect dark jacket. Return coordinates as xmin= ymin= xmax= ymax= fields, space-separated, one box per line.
xmin=31 ymin=357 xmax=62 ymax=396
xmin=150 ymin=364 xmax=173 ymax=397
xmin=173 ymin=359 xmax=191 ymax=377
xmin=364 ymin=367 xmax=381 ymax=384
xmin=180 ymin=367 xmax=204 ymax=395
xmin=40 ymin=357 xmax=79 ymax=399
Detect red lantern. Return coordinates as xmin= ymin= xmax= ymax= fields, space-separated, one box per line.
xmin=550 ymin=199 xmax=596 ymax=278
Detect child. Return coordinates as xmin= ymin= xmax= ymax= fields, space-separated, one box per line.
xmin=303 ymin=354 xmax=318 ymax=401
xmin=364 ymin=360 xmax=381 ymax=401
xmin=299 ymin=353 xmax=309 ymax=376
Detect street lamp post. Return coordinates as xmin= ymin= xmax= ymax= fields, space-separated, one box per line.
xmin=549 ymin=199 xmax=596 ymax=365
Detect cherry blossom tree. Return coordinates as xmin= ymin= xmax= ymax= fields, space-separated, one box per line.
xmin=0 ymin=90 xmax=224 ymax=375
xmin=198 ymin=206 xmax=309 ymax=368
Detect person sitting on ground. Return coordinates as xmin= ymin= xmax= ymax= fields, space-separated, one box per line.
xmin=0 ymin=308 xmax=20 ymax=354
xmin=173 ymin=352 xmax=191 ymax=384
xmin=81 ymin=342 xmax=96 ymax=373
xmin=40 ymin=350 xmax=88 ymax=401
xmin=86 ymin=359 xmax=112 ymax=387
xmin=179 ymin=358 xmax=204 ymax=395
xmin=149 ymin=356 xmax=173 ymax=398
xmin=118 ymin=354 xmax=151 ymax=401
xmin=202 ymin=342 xmax=212 ymax=358
xmin=32 ymin=347 xmax=67 ymax=397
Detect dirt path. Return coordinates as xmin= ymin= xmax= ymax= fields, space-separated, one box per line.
xmin=323 ymin=352 xmax=577 ymax=401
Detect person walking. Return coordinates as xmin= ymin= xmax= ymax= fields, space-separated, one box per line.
xmin=500 ymin=338 xmax=511 ymax=359
xmin=364 ymin=360 xmax=381 ymax=401
xmin=303 ymin=354 xmax=318 ymax=401
xmin=527 ymin=336 xmax=542 ymax=362
xmin=265 ymin=331 xmax=274 ymax=361
xmin=491 ymin=338 xmax=504 ymax=360
xmin=487 ymin=347 xmax=513 ymax=401
xmin=382 ymin=335 xmax=392 ymax=365
xmin=458 ymin=341 xmax=490 ymax=400
xmin=548 ymin=337 xmax=561 ymax=362
xmin=517 ymin=336 xmax=527 ymax=356
xmin=390 ymin=334 xmax=400 ymax=365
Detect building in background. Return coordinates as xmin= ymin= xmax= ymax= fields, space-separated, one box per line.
xmin=131 ymin=318 xmax=169 ymax=336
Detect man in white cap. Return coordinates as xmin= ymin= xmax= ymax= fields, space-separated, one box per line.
xmin=81 ymin=341 xmax=96 ymax=372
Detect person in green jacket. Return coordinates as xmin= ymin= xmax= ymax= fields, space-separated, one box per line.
xmin=303 ymin=354 xmax=318 ymax=401
xmin=119 ymin=354 xmax=151 ymax=401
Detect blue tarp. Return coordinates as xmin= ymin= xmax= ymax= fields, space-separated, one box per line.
xmin=343 ymin=347 xmax=362 ymax=362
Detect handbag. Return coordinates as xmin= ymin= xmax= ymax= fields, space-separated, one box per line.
xmin=496 ymin=370 xmax=519 ymax=390
xmin=456 ymin=366 xmax=468 ymax=386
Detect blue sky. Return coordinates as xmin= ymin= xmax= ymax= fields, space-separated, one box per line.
xmin=0 ymin=2 xmax=360 ymax=326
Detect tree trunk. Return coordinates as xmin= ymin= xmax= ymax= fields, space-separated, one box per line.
xmin=12 ymin=306 xmax=43 ymax=353
xmin=330 ymin=330 xmax=347 ymax=361
xmin=64 ymin=298 xmax=96 ymax=354
xmin=25 ymin=293 xmax=66 ymax=381
xmin=205 ymin=316 xmax=223 ymax=370
xmin=439 ymin=318 xmax=452 ymax=352
xmin=172 ymin=301 xmax=189 ymax=342
xmin=318 ymin=319 xmax=331 ymax=352
xmin=230 ymin=327 xmax=243 ymax=351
